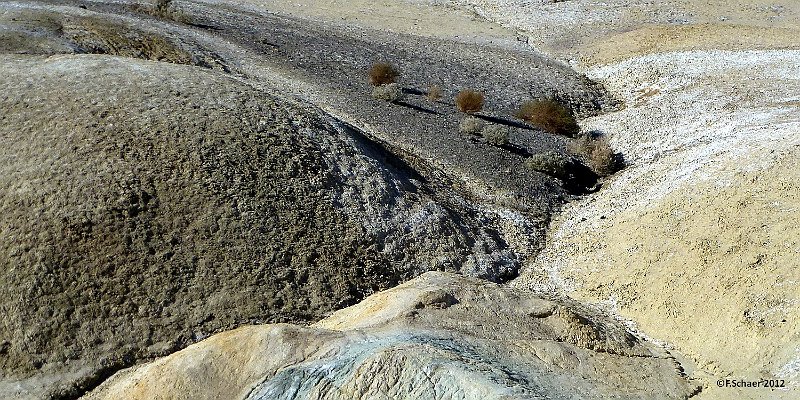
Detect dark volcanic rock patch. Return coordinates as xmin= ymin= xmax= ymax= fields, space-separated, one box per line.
xmin=170 ymin=0 xmax=621 ymax=210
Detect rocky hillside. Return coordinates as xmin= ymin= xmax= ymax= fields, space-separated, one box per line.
xmin=517 ymin=48 xmax=800 ymax=399
xmin=0 ymin=54 xmax=523 ymax=398
xmin=0 ymin=1 xmax=623 ymax=398
xmin=6 ymin=0 xmax=794 ymax=399
xmin=447 ymin=0 xmax=800 ymax=63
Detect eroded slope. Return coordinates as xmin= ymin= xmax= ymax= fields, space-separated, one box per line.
xmin=0 ymin=54 xmax=521 ymax=398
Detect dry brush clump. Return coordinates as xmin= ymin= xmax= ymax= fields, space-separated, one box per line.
xmin=372 ymin=83 xmax=404 ymax=103
xmin=516 ymin=99 xmax=579 ymax=137
xmin=524 ymin=151 xmax=572 ymax=181
xmin=368 ymin=62 xmax=399 ymax=86
xmin=481 ymin=124 xmax=509 ymax=146
xmin=569 ymin=133 xmax=620 ymax=176
xmin=455 ymin=89 xmax=484 ymax=113
xmin=525 ymin=151 xmax=573 ymax=180
xmin=152 ymin=0 xmax=173 ymax=16
xmin=459 ymin=116 xmax=485 ymax=135
xmin=145 ymin=0 xmax=191 ymax=23
xmin=459 ymin=117 xmax=509 ymax=146
xmin=427 ymin=85 xmax=443 ymax=102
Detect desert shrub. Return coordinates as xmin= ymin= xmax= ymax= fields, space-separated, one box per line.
xmin=481 ymin=124 xmax=509 ymax=146
xmin=147 ymin=0 xmax=190 ymax=22
xmin=524 ymin=151 xmax=572 ymax=180
xmin=589 ymin=138 xmax=616 ymax=176
xmin=569 ymin=133 xmax=619 ymax=176
xmin=427 ymin=85 xmax=443 ymax=102
xmin=568 ymin=132 xmax=595 ymax=156
xmin=455 ymin=89 xmax=484 ymax=113
xmin=459 ymin=116 xmax=485 ymax=135
xmin=153 ymin=0 xmax=172 ymax=16
xmin=372 ymin=83 xmax=404 ymax=103
xmin=516 ymin=99 xmax=579 ymax=136
xmin=368 ymin=63 xmax=399 ymax=86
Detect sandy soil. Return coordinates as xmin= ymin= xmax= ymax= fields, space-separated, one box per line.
xmin=447 ymin=0 xmax=800 ymax=63
xmin=0 ymin=1 xmax=615 ymax=397
xmin=3 ymin=0 xmax=798 ymax=398
xmin=260 ymin=0 xmax=799 ymax=397
xmin=197 ymin=0 xmax=523 ymax=47
xmin=204 ymin=1 xmax=800 ymax=396
xmin=515 ymin=47 xmax=800 ymax=398
xmin=0 ymin=52 xmax=539 ymax=399
xmin=227 ymin=0 xmax=800 ymax=62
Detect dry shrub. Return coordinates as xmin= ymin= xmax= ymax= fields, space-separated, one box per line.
xmin=368 ymin=63 xmax=399 ymax=86
xmin=481 ymin=124 xmax=509 ymax=146
xmin=455 ymin=89 xmax=484 ymax=113
xmin=569 ymin=133 xmax=618 ymax=176
xmin=372 ymin=83 xmax=404 ymax=103
xmin=427 ymin=85 xmax=443 ymax=102
xmin=153 ymin=0 xmax=172 ymax=16
xmin=459 ymin=116 xmax=484 ymax=135
xmin=144 ymin=0 xmax=191 ymax=23
xmin=516 ymin=99 xmax=579 ymax=136
xmin=567 ymin=133 xmax=594 ymax=156
xmin=589 ymin=139 xmax=616 ymax=176
xmin=459 ymin=118 xmax=508 ymax=146
xmin=524 ymin=151 xmax=572 ymax=180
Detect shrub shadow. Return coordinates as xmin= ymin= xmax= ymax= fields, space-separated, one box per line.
xmin=474 ymin=114 xmax=535 ymax=131
xmin=336 ymin=119 xmax=428 ymax=184
xmin=496 ymin=143 xmax=532 ymax=158
xmin=563 ymin=160 xmax=600 ymax=195
xmin=395 ymin=101 xmax=441 ymax=115
xmin=401 ymin=87 xmax=426 ymax=96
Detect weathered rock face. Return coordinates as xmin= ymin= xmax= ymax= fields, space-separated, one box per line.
xmin=0 ymin=54 xmax=521 ymax=398
xmin=84 ymin=272 xmax=697 ymax=400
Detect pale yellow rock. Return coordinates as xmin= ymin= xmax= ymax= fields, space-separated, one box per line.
xmin=442 ymin=0 xmax=800 ymax=63
xmin=200 ymin=0 xmax=520 ymax=46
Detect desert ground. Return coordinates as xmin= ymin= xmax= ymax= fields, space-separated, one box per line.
xmin=0 ymin=0 xmax=797 ymax=399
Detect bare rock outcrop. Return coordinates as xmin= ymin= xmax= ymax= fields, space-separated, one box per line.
xmin=84 ymin=272 xmax=697 ymax=400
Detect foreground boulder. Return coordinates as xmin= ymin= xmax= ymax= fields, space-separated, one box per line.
xmin=85 ymin=272 xmax=697 ymax=399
